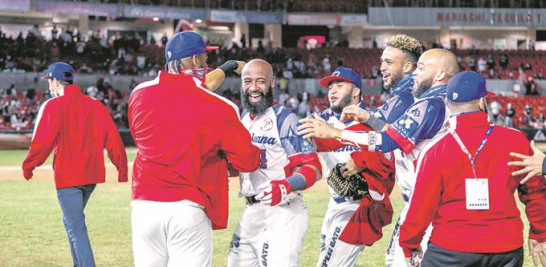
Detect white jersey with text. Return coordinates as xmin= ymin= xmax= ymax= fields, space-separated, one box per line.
xmin=239 ymin=104 xmax=315 ymax=197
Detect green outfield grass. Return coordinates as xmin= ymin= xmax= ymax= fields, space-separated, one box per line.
xmin=0 ymin=149 xmax=538 ymax=267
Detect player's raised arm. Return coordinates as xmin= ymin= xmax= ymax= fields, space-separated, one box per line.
xmin=205 ymin=60 xmax=245 ymax=91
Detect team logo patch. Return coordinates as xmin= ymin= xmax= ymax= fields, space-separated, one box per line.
xmin=382 ymin=103 xmax=389 ymax=111
xmin=395 ymin=116 xmax=418 ymax=139
xmin=167 ymin=51 xmax=172 ymax=59
xmin=332 ymin=71 xmax=340 ymax=77
xmin=261 ymin=118 xmax=274 ymax=131
xmin=410 ymin=108 xmax=421 ymax=117
xmin=399 ymin=118 xmax=414 ymax=129
xmin=452 ymin=92 xmax=458 ymax=100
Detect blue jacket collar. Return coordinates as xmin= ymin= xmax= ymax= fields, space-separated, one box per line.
xmin=420 ymin=84 xmax=447 ymax=99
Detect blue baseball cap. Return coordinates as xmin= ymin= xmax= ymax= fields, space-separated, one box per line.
xmin=165 ymin=31 xmax=218 ymax=62
xmin=447 ymin=71 xmax=493 ymax=102
xmin=41 ymin=62 xmax=74 ymax=82
xmin=319 ymin=67 xmax=362 ymax=89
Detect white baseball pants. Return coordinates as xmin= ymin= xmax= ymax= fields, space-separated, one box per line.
xmin=227 ymin=197 xmax=308 ymax=267
xmin=131 ymin=200 xmax=212 ymax=267
xmin=317 ymin=197 xmax=364 ymax=267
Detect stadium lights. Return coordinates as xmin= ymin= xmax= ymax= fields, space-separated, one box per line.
xmin=196 ymin=19 xmax=202 ymax=23
xmin=153 ymin=17 xmax=159 ymax=22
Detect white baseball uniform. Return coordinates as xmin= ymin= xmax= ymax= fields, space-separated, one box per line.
xmin=228 ymin=104 xmax=316 ymax=267
xmin=316 ymin=105 xmax=366 ymax=267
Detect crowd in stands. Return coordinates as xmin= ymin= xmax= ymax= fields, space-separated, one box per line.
xmin=0 ymin=79 xmax=131 ymax=131
xmin=1 ymin=25 xmax=546 ymax=131
xmin=1 ymin=25 xmax=545 ymax=83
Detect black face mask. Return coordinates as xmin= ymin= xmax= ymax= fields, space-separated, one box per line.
xmin=241 ymin=85 xmax=274 ymax=116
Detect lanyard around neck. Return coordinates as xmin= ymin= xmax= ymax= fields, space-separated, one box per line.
xmin=449 ymin=124 xmax=494 ymax=178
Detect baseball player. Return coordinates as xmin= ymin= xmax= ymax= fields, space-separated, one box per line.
xmin=368 ymin=34 xmax=422 ymax=129
xmin=227 ymin=59 xmax=322 ymax=267
xmin=314 ymin=67 xmax=397 ymax=267
xmin=298 ymin=48 xmax=461 ymax=266
xmin=22 ymin=62 xmax=128 ymax=267
xmin=129 ymin=31 xmax=260 ymax=267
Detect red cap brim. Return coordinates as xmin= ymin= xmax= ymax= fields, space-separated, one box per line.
xmin=41 ymin=76 xmax=49 ymax=80
xmin=319 ymin=76 xmax=353 ymax=89
xmin=486 ymin=91 xmax=496 ymax=97
xmin=205 ymin=46 xmax=219 ymax=51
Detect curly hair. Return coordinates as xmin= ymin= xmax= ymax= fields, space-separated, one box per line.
xmin=385 ymin=34 xmax=424 ymax=64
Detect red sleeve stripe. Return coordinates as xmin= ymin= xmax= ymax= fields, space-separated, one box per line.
xmin=285 ymin=152 xmax=323 ymax=189
xmin=385 ymin=126 xmax=415 ymax=154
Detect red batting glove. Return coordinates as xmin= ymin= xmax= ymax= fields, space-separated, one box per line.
xmin=23 ymin=170 xmax=33 ymax=180
xmin=256 ymin=179 xmax=292 ymax=206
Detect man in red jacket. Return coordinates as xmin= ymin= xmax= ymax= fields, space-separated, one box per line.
xmin=128 ymin=31 xmax=260 ymax=267
xmin=399 ymin=71 xmax=546 ymax=267
xmin=22 ymin=62 xmax=128 ymax=267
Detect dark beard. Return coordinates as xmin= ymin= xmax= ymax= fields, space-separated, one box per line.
xmin=241 ymin=86 xmax=274 ymax=116
xmin=330 ymin=92 xmax=353 ymax=114
xmin=384 ymin=71 xmax=403 ymax=90
xmin=413 ymin=78 xmax=433 ymax=98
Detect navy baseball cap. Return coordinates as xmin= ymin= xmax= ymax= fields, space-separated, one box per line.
xmin=319 ymin=67 xmax=362 ymax=89
xmin=41 ymin=62 xmax=74 ymax=82
xmin=447 ymin=71 xmax=493 ymax=102
xmin=165 ymin=31 xmax=218 ymax=62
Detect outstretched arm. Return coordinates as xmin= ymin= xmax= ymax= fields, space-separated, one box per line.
xmin=205 ymin=60 xmax=245 ymax=91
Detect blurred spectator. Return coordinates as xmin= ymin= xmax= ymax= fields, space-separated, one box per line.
xmin=51 ymin=25 xmax=58 ymax=40
xmin=467 ymin=56 xmax=476 ymax=72
xmin=160 ymin=33 xmax=168 ymax=46
xmin=240 ymin=33 xmax=246 ymax=49
xmin=371 ymin=65 xmax=379 ymax=78
xmin=282 ymin=68 xmax=293 ymax=79
xmin=505 ymin=102 xmax=516 ymax=127
xmin=486 ymin=54 xmax=495 ymax=70
xmin=489 ymin=101 xmax=506 ymax=126
xmin=478 ymin=57 xmax=486 ymax=73
xmin=536 ymin=113 xmax=545 ymax=129
xmin=520 ymin=104 xmax=535 ymax=127
xmin=499 ymin=53 xmax=509 ymax=69
xmin=525 ymin=77 xmax=538 ymax=95
xmin=322 ymin=55 xmax=331 ymax=73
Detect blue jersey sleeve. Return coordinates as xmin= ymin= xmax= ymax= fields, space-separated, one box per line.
xmin=387 ymin=99 xmax=446 ymax=149
xmin=275 ymin=106 xmax=316 ymax=157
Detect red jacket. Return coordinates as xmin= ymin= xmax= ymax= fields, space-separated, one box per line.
xmin=22 ymin=84 xmax=128 ymax=188
xmin=399 ymin=112 xmax=546 ymax=257
xmin=314 ymin=123 xmax=396 ymax=246
xmin=128 ymin=71 xmax=260 ymax=230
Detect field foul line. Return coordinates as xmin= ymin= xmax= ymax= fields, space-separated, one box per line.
xmin=0 ymin=162 xmax=134 ymax=171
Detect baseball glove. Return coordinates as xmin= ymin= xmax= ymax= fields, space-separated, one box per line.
xmin=327 ymin=163 xmax=368 ymax=200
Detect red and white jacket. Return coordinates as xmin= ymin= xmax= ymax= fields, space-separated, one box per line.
xmin=22 ymin=84 xmax=128 ymax=188
xmin=129 ymin=71 xmax=260 ymax=230
xmin=399 ymin=112 xmax=546 ymax=257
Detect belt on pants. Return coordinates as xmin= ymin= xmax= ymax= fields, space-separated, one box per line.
xmin=245 ymin=195 xmax=260 ymax=205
